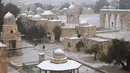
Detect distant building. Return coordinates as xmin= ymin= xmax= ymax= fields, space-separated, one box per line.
xmin=119 ymin=0 xmax=130 ymax=9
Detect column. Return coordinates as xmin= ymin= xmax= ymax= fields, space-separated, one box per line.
xmin=108 ymin=14 xmax=111 ymax=29
xmin=126 ymin=14 xmax=130 ymax=30
xmin=120 ymin=14 xmax=123 ymax=30
xmin=38 ymin=52 xmax=45 ymax=62
xmin=77 ymin=68 xmax=79 ymax=73
xmin=114 ymin=14 xmax=117 ymax=30
xmin=50 ymin=32 xmax=55 ymax=43
xmin=100 ymin=12 xmax=106 ymax=28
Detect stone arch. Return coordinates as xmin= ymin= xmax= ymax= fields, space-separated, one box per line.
xmin=10 ymin=30 xmax=13 ymax=33
xmin=75 ymin=41 xmax=84 ymax=52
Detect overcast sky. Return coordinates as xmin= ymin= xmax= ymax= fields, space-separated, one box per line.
xmin=3 ymin=0 xmax=112 ymax=5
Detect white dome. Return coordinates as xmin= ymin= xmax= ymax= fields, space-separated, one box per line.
xmin=69 ymin=5 xmax=75 ymax=9
xmin=4 ymin=12 xmax=15 ymax=19
xmin=68 ymin=4 xmax=79 ymax=12
xmin=103 ymin=6 xmax=108 ymax=9
xmin=54 ymin=48 xmax=65 ymax=55
xmin=42 ymin=10 xmax=54 ymax=15
xmin=32 ymin=14 xmax=42 ymax=19
xmin=36 ymin=7 xmax=43 ymax=12
xmin=21 ymin=13 xmax=28 ymax=17
xmin=28 ymin=15 xmax=33 ymax=18
xmin=80 ymin=20 xmax=89 ymax=25
xmin=88 ymin=7 xmax=92 ymax=10
xmin=63 ymin=8 xmax=67 ymax=10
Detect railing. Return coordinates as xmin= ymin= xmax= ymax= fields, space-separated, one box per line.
xmin=22 ymin=63 xmax=35 ymax=73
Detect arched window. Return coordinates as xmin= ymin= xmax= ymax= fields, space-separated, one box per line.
xmin=10 ymin=30 xmax=13 ymax=33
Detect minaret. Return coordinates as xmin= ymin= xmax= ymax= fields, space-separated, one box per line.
xmin=67 ymin=4 xmax=80 ymax=24
xmin=1 ymin=12 xmax=22 ymax=56
xmin=0 ymin=43 xmax=8 ymax=73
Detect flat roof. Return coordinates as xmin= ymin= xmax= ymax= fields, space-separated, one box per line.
xmin=37 ymin=60 xmax=82 ymax=71
xmin=0 ymin=42 xmax=6 ymax=47
xmin=88 ymin=37 xmax=109 ymax=42
xmin=101 ymin=9 xmax=130 ymax=12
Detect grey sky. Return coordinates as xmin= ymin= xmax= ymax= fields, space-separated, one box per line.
xmin=3 ymin=0 xmax=113 ymax=5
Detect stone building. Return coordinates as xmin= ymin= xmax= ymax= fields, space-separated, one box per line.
xmin=0 ymin=43 xmax=8 ymax=73
xmin=67 ymin=4 xmax=80 ymax=24
xmin=75 ymin=21 xmax=96 ymax=37
xmin=1 ymin=12 xmax=22 ymax=56
xmin=86 ymin=37 xmax=110 ymax=55
xmin=63 ymin=37 xmax=83 ymax=52
xmin=82 ymin=7 xmax=94 ymax=15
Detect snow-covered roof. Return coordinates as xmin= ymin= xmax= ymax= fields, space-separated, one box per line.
xmin=4 ymin=12 xmax=15 ymax=19
xmin=80 ymin=20 xmax=89 ymax=25
xmin=38 ymin=52 xmax=44 ymax=55
xmin=69 ymin=37 xmax=82 ymax=40
xmin=88 ymin=37 xmax=109 ymax=42
xmin=54 ymin=48 xmax=65 ymax=55
xmin=32 ymin=14 xmax=42 ymax=19
xmin=37 ymin=60 xmax=82 ymax=71
xmin=28 ymin=15 xmax=33 ymax=18
xmin=101 ymin=9 xmax=130 ymax=12
xmin=0 ymin=42 xmax=6 ymax=47
xmin=42 ymin=10 xmax=54 ymax=15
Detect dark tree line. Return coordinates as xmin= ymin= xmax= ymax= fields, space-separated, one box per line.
xmin=16 ymin=17 xmax=47 ymax=42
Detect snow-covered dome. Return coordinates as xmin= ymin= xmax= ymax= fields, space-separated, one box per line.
xmin=36 ymin=7 xmax=43 ymax=13
xmin=108 ymin=5 xmax=112 ymax=9
xmin=28 ymin=15 xmax=33 ymax=18
xmin=63 ymin=8 xmax=67 ymax=10
xmin=32 ymin=14 xmax=42 ymax=19
xmin=103 ymin=6 xmax=108 ymax=9
xmin=4 ymin=12 xmax=16 ymax=24
xmin=54 ymin=48 xmax=65 ymax=56
xmin=20 ymin=13 xmax=28 ymax=17
xmin=4 ymin=12 xmax=15 ymax=19
xmin=51 ymin=48 xmax=67 ymax=64
xmin=42 ymin=10 xmax=54 ymax=15
xmin=68 ymin=4 xmax=79 ymax=12
xmin=88 ymin=7 xmax=92 ymax=10
xmin=80 ymin=20 xmax=89 ymax=25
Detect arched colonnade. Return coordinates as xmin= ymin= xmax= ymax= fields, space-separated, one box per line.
xmin=100 ymin=9 xmax=130 ymax=30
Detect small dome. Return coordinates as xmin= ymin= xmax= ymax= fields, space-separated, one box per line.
xmin=21 ymin=13 xmax=28 ymax=17
xmin=80 ymin=20 xmax=89 ymax=25
xmin=4 ymin=12 xmax=15 ymax=19
xmin=88 ymin=7 xmax=92 ymax=10
xmin=63 ymin=8 xmax=67 ymax=10
xmin=36 ymin=7 xmax=43 ymax=13
xmin=42 ymin=10 xmax=54 ymax=15
xmin=68 ymin=4 xmax=79 ymax=12
xmin=28 ymin=15 xmax=33 ymax=18
xmin=54 ymin=48 xmax=65 ymax=56
xmin=4 ymin=12 xmax=16 ymax=24
xmin=32 ymin=14 xmax=42 ymax=19
xmin=69 ymin=5 xmax=75 ymax=9
xmin=103 ymin=6 xmax=108 ymax=9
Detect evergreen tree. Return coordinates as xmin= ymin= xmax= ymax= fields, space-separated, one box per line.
xmin=86 ymin=43 xmax=101 ymax=60
xmin=94 ymin=0 xmax=110 ymax=13
xmin=0 ymin=0 xmax=4 ymax=32
xmin=53 ymin=25 xmax=62 ymax=42
xmin=100 ymin=39 xmax=130 ymax=71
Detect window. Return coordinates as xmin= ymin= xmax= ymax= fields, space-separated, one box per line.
xmin=10 ymin=30 xmax=13 ymax=33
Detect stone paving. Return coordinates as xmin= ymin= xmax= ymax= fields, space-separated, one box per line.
xmin=8 ymin=41 xmax=99 ymax=73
